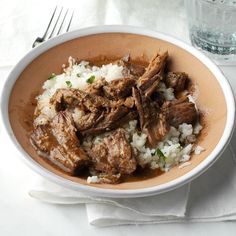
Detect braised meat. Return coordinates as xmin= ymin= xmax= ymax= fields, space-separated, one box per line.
xmin=85 ymin=78 xmax=108 ymax=96
xmin=137 ymin=52 xmax=168 ymax=88
xmin=30 ymin=52 xmax=201 ymax=184
xmin=87 ymin=129 xmax=137 ymax=177
xmin=30 ymin=111 xmax=89 ymax=174
xmin=114 ymin=55 xmax=145 ymax=78
xmin=109 ymin=96 xmax=135 ymax=109
xmin=50 ymin=88 xmax=78 ymax=112
xmin=51 ymin=88 xmax=111 ymax=113
xmin=142 ymin=97 xmax=197 ymax=146
xmin=72 ymin=89 xmax=111 ymax=112
xmin=74 ymin=111 xmax=104 ymax=131
xmin=133 ymin=87 xmax=169 ymax=146
xmin=81 ymin=106 xmax=137 ymax=136
xmin=165 ymin=72 xmax=188 ymax=93
xmin=136 ymin=52 xmax=168 ymax=98
xmin=139 ymin=74 xmax=162 ymax=97
xmin=132 ymin=87 xmax=159 ymax=129
xmin=123 ymin=97 xmax=135 ymax=108
xmin=128 ymin=63 xmax=146 ymax=77
xmin=51 ymin=111 xmax=79 ymax=147
xmin=150 ymin=91 xmax=166 ymax=106
xmin=30 ymin=125 xmax=55 ymax=153
xmin=162 ymin=99 xmax=197 ymax=128
xmin=103 ymin=77 xmax=136 ymax=99
xmin=143 ymin=113 xmax=170 ymax=147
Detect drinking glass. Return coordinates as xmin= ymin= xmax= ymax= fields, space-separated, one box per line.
xmin=185 ymin=0 xmax=236 ymax=64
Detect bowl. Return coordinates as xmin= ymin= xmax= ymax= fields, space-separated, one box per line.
xmin=1 ymin=26 xmax=235 ymax=198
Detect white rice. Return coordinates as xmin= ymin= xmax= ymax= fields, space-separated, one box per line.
xmin=194 ymin=122 xmax=203 ymax=134
xmin=35 ymin=57 xmax=124 ymax=125
xmin=34 ymin=57 xmax=204 ymax=182
xmin=87 ymin=176 xmax=100 ymax=184
xmin=178 ymin=161 xmax=192 ymax=169
xmin=127 ymin=120 xmax=203 ymax=172
xmin=158 ymin=82 xmax=175 ymax=101
xmin=194 ymin=145 xmax=205 ymax=155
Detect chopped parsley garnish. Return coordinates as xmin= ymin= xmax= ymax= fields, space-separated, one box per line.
xmin=76 ymin=73 xmax=81 ymax=77
xmin=155 ymin=148 xmax=166 ymax=161
xmin=48 ymin=73 xmax=56 ymax=80
xmin=66 ymin=81 xmax=72 ymax=88
xmin=86 ymin=75 xmax=95 ymax=84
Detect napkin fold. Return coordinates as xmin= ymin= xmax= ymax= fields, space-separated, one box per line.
xmin=29 ymin=144 xmax=236 ymax=226
xmin=29 ymin=179 xmax=190 ymax=224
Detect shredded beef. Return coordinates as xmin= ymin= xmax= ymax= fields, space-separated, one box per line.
xmin=165 ymin=72 xmax=188 ymax=92
xmin=30 ymin=111 xmax=89 ymax=174
xmin=162 ymin=99 xmax=197 ymax=128
xmin=87 ymin=129 xmax=137 ymax=178
xmin=103 ymin=77 xmax=136 ymax=99
xmin=137 ymin=52 xmax=168 ymax=88
xmin=50 ymin=88 xmax=111 ymax=113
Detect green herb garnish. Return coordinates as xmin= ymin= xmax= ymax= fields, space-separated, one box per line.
xmin=155 ymin=148 xmax=166 ymax=161
xmin=86 ymin=75 xmax=95 ymax=84
xmin=76 ymin=73 xmax=81 ymax=77
xmin=66 ymin=81 xmax=72 ymax=88
xmin=48 ymin=73 xmax=56 ymax=80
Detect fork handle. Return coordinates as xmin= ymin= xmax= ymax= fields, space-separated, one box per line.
xmin=32 ymin=37 xmax=44 ymax=48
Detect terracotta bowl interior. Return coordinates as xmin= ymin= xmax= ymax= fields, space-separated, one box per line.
xmin=9 ymin=33 xmax=227 ymax=190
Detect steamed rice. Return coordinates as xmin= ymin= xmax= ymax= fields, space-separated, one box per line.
xmin=35 ymin=57 xmax=204 ymax=178
xmin=35 ymin=57 xmax=124 ymax=125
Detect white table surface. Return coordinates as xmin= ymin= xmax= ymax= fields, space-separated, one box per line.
xmin=1 ymin=0 xmax=236 ymax=235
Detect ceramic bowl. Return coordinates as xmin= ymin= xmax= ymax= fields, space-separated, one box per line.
xmin=1 ymin=26 xmax=235 ymax=197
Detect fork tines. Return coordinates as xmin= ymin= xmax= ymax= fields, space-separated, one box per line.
xmin=32 ymin=6 xmax=74 ymax=48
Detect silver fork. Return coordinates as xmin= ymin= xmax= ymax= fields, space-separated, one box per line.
xmin=32 ymin=6 xmax=74 ymax=48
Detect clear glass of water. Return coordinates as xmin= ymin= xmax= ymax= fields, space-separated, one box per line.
xmin=185 ymin=0 xmax=236 ymax=64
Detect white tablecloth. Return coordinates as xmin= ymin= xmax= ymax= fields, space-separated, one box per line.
xmin=1 ymin=0 xmax=236 ymax=235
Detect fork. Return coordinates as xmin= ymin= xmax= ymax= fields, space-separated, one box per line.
xmin=32 ymin=6 xmax=74 ymax=48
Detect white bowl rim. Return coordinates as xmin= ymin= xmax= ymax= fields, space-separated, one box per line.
xmin=1 ymin=25 xmax=235 ymax=198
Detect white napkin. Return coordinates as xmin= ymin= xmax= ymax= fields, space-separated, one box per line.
xmin=29 ymin=179 xmax=190 ymax=224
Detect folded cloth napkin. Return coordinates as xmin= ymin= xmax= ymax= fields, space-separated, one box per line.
xmin=29 ymin=142 xmax=236 ymax=227
xmin=29 ymin=179 xmax=190 ymax=224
